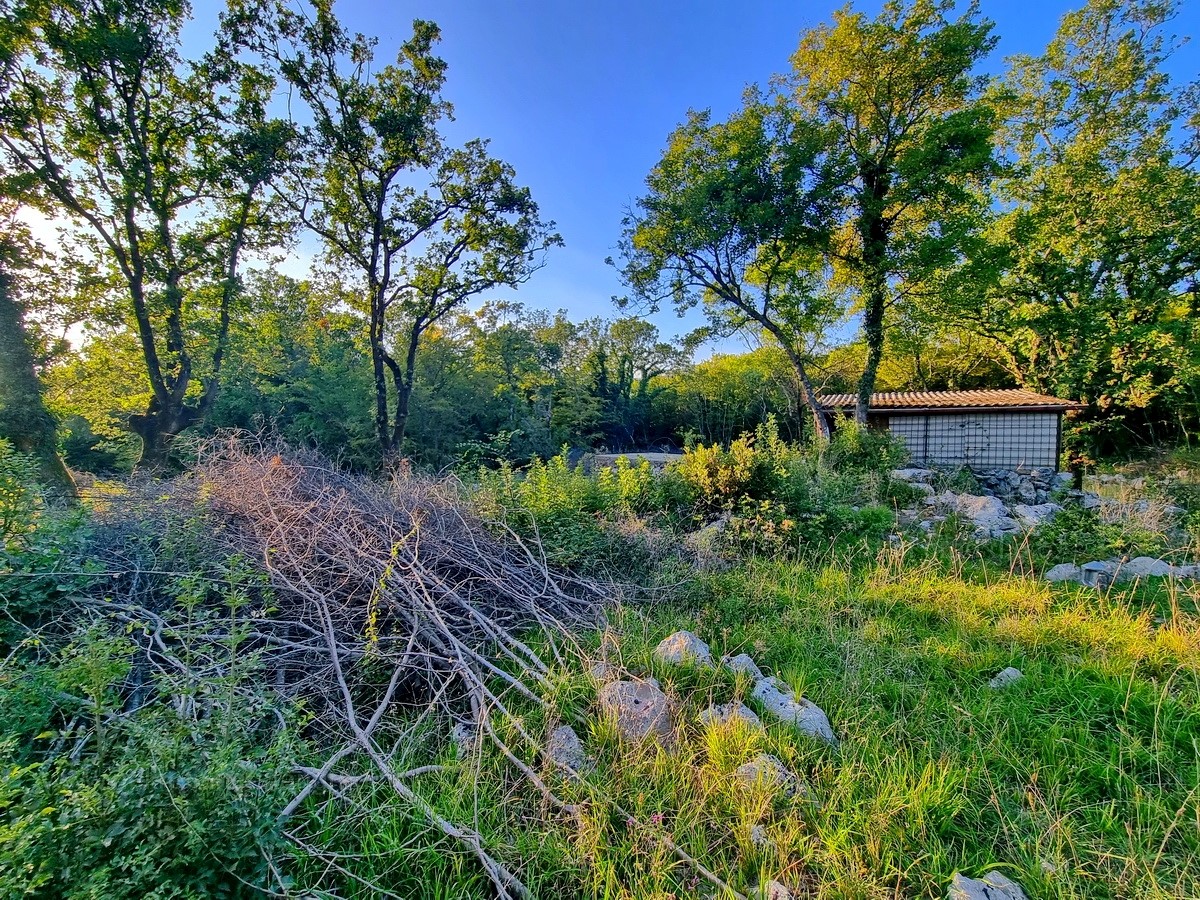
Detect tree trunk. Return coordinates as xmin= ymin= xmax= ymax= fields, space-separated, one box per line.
xmin=0 ymin=269 xmax=76 ymax=498
xmin=129 ymin=399 xmax=196 ymax=473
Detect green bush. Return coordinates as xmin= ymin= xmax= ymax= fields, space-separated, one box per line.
xmin=1027 ymin=505 xmax=1167 ymax=564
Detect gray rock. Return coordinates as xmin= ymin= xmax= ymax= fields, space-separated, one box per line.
xmin=1081 ymin=493 xmax=1102 ymax=510
xmin=723 ymin=652 xmax=765 ymax=680
xmin=748 ymin=824 xmax=773 ymax=851
xmin=546 ymin=724 xmax=592 ymax=776
xmin=750 ymin=677 xmax=837 ymax=744
xmin=908 ymin=482 xmax=938 ymax=497
xmin=751 ymin=880 xmax=793 ymax=900
xmin=1045 ymin=563 xmax=1081 ymax=583
xmin=892 ymin=467 xmax=937 ymax=483
xmin=588 ymin=660 xmax=617 ymax=683
xmin=736 ymin=753 xmax=803 ymax=798
xmin=988 ymin=666 xmax=1024 ymax=689
xmin=449 ymin=720 xmax=478 ymax=757
xmin=948 ymin=871 xmax=1028 ymax=900
xmin=1011 ymin=502 xmax=1061 ymax=529
xmin=1121 ymin=556 xmax=1175 ymax=579
xmin=597 ymin=680 xmax=674 ymax=746
xmin=653 ymin=630 xmax=714 ymax=667
xmin=932 ymin=492 xmax=1021 ymax=539
xmin=699 ymin=702 xmax=763 ymax=730
xmin=1174 ymin=564 xmax=1199 ymax=579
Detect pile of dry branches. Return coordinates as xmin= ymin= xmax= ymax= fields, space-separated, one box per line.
xmin=80 ymin=438 xmax=608 ymax=897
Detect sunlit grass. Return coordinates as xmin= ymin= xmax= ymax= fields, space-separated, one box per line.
xmin=298 ymin=544 xmax=1200 ymax=898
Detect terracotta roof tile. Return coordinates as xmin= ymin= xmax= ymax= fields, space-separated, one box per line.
xmin=817 ymin=389 xmax=1083 ymax=412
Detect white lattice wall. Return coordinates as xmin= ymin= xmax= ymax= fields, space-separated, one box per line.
xmin=887 ymin=412 xmax=1060 ymax=471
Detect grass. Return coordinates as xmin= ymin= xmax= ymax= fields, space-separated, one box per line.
xmin=299 ymin=541 xmax=1200 ymax=899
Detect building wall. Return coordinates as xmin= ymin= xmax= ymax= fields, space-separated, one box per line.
xmin=886 ymin=411 xmax=1060 ymax=471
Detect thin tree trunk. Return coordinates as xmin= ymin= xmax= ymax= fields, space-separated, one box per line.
xmin=0 ymin=269 xmax=76 ymax=498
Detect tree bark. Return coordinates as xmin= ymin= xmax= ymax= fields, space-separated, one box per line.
xmin=0 ymin=269 xmax=76 ymax=498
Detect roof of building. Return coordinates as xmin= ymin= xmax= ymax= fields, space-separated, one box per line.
xmin=817 ymin=389 xmax=1084 ymax=414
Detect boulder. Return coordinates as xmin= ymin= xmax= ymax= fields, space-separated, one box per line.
xmin=892 ymin=467 xmax=937 ymax=483
xmin=1044 ymin=563 xmax=1081 ymax=583
xmin=735 ymin=753 xmax=804 ymax=798
xmin=1121 ymin=556 xmax=1175 ymax=579
xmin=723 ymin=652 xmax=765 ymax=680
xmin=931 ymin=492 xmax=1020 ymax=539
xmin=597 ymin=680 xmax=674 ymax=746
xmin=948 ymin=871 xmax=1028 ymax=900
xmin=1011 ymin=502 xmax=1061 ymax=529
xmin=988 ymin=666 xmax=1024 ymax=689
xmin=653 ymin=630 xmax=714 ymax=667
xmin=699 ymin=702 xmax=763 ymax=730
xmin=750 ymin=677 xmax=837 ymax=744
xmin=546 ymin=724 xmax=592 ymax=776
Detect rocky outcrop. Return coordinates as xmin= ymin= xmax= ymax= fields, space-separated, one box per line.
xmin=927 ymin=491 xmax=1021 ymax=539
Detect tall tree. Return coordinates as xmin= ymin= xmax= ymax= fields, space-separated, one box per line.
xmin=619 ymin=99 xmax=841 ymax=441
xmin=787 ymin=0 xmax=1000 ymax=423
xmin=229 ymin=1 xmax=560 ymax=460
xmin=0 ymin=210 xmax=74 ymax=496
xmin=951 ymin=0 xmax=1200 ymax=449
xmin=0 ymin=0 xmax=291 ymax=469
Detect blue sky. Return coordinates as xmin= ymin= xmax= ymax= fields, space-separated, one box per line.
xmin=199 ymin=0 xmax=1199 ymax=346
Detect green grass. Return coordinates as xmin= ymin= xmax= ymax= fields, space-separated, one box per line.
xmin=299 ymin=544 xmax=1200 ymax=899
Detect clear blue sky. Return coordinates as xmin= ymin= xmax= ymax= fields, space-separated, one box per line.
xmin=199 ymin=0 xmax=1200 ymax=344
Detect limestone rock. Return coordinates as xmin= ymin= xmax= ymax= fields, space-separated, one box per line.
xmin=653 ymin=630 xmax=714 ymax=667
xmin=1045 ymin=563 xmax=1081 ymax=583
xmin=751 ymin=880 xmax=793 ymax=900
xmin=749 ymin=823 xmax=773 ymax=851
xmin=931 ymin=492 xmax=1020 ymax=539
xmin=1121 ymin=556 xmax=1174 ymax=579
xmin=892 ymin=467 xmax=937 ymax=483
xmin=988 ymin=666 xmax=1024 ymax=689
xmin=948 ymin=871 xmax=1028 ymax=900
xmin=546 ymin=724 xmax=592 ymax=776
xmin=750 ymin=677 xmax=837 ymax=745
xmin=736 ymin=753 xmax=803 ymax=798
xmin=1011 ymin=502 xmax=1061 ymax=529
xmin=597 ymin=680 xmax=674 ymax=746
xmin=723 ymin=652 xmax=764 ymax=680
xmin=588 ymin=660 xmax=617 ymax=683
xmin=699 ymin=701 xmax=763 ymax=730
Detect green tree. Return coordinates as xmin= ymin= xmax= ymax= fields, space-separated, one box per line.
xmin=208 ymin=271 xmax=378 ymax=468
xmin=787 ymin=0 xmax=1000 ymax=423
xmin=0 ymin=210 xmax=74 ymax=496
xmin=229 ymin=1 xmax=560 ymax=461
xmin=0 ymin=0 xmax=292 ymax=469
xmin=619 ymin=99 xmax=841 ymax=441
xmin=953 ymin=0 xmax=1200 ymax=450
